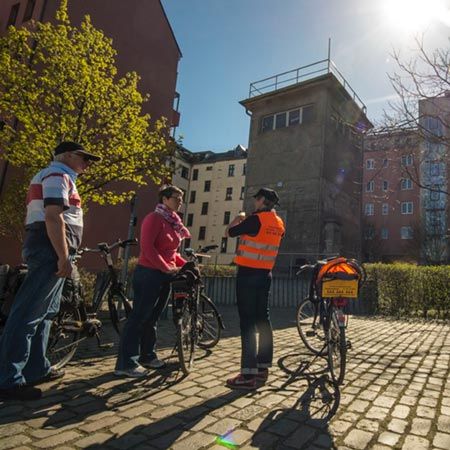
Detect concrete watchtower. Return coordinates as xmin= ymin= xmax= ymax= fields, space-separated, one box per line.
xmin=240 ymin=58 xmax=372 ymax=271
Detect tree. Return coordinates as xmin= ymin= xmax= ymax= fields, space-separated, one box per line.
xmin=0 ymin=0 xmax=171 ymax=238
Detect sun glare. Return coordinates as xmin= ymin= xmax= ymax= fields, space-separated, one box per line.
xmin=383 ymin=0 xmax=448 ymax=31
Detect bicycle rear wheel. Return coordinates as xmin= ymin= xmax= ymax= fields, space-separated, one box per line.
xmin=197 ymin=294 xmax=221 ymax=349
xmin=47 ymin=300 xmax=81 ymax=369
xmin=176 ymin=301 xmax=195 ymax=375
xmin=108 ymin=291 xmax=132 ymax=335
xmin=327 ymin=309 xmax=347 ymax=385
xmin=296 ymin=297 xmax=326 ymax=355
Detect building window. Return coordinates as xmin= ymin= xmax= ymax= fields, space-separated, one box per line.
xmin=401 ymin=202 xmax=413 ymax=214
xmin=366 ymin=181 xmax=374 ymax=192
xmin=288 ymin=109 xmax=300 ymax=126
xmin=189 ymin=191 xmax=196 ymax=203
xmin=192 ymin=169 xmax=198 ymax=181
xmin=184 ymin=238 xmax=191 ymax=248
xmin=223 ymin=211 xmax=230 ymax=225
xmin=382 ymin=180 xmax=388 ymax=191
xmin=240 ymin=186 xmax=245 ymax=200
xmin=382 ymin=158 xmax=388 ymax=168
xmin=180 ymin=165 xmax=189 ymax=179
xmin=23 ymin=0 xmax=35 ymax=22
xmin=364 ymin=226 xmax=375 ymax=240
xmin=430 ymin=162 xmax=441 ymax=176
xmin=7 ymin=3 xmax=20 ymax=28
xmin=201 ymin=202 xmax=209 ymax=215
xmin=220 ymin=237 xmax=228 ymax=253
xmin=430 ymin=187 xmax=440 ymax=201
xmin=186 ymin=213 xmax=193 ymax=227
xmin=365 ymin=203 xmax=374 ymax=216
xmin=198 ymin=226 xmax=206 ymax=240
xmin=301 ymin=105 xmax=314 ymax=124
xmin=382 ymin=203 xmax=389 ymax=215
xmin=381 ymin=228 xmax=389 ymax=239
xmin=206 ymin=165 xmax=213 ymax=171
xmin=275 ymin=112 xmax=287 ymax=129
xmin=225 ymin=187 xmax=232 ymax=201
xmin=242 ymin=163 xmax=247 ymax=175
xmin=401 ymin=178 xmax=412 ymax=190
xmin=400 ymin=226 xmax=413 ymax=239
xmin=262 ymin=115 xmax=274 ymax=132
xmin=401 ymin=154 xmax=413 ymax=166
xmin=204 ymin=180 xmax=211 ymax=192
xmin=228 ymin=164 xmax=235 ymax=177
xmin=366 ymin=159 xmax=375 ymax=170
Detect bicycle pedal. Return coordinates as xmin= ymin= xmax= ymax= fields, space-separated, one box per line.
xmin=306 ymin=330 xmax=317 ymax=337
xmin=346 ymin=340 xmax=352 ymax=350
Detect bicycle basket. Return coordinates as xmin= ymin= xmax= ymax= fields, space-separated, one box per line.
xmin=316 ymin=257 xmax=362 ymax=299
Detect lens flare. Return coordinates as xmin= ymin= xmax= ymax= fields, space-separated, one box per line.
xmin=215 ymin=432 xmax=238 ymax=449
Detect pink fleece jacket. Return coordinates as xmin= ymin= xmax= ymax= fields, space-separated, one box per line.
xmin=138 ymin=212 xmax=186 ymax=272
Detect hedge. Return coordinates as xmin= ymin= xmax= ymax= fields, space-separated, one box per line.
xmin=362 ymin=263 xmax=450 ymax=319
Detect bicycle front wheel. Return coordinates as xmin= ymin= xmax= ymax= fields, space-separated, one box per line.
xmin=327 ymin=309 xmax=347 ymax=385
xmin=47 ymin=300 xmax=81 ymax=369
xmin=197 ymin=294 xmax=221 ymax=349
xmin=176 ymin=302 xmax=195 ymax=375
xmin=296 ymin=298 xmax=326 ymax=355
xmin=108 ymin=292 xmax=132 ymax=335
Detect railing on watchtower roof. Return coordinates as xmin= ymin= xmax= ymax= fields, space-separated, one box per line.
xmin=248 ymin=57 xmax=367 ymax=114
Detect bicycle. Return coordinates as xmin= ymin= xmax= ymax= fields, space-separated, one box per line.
xmin=295 ymin=257 xmax=365 ymax=385
xmin=44 ymin=238 xmax=137 ymax=368
xmin=170 ymin=245 xmax=225 ymax=375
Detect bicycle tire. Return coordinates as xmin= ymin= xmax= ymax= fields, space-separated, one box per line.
xmin=176 ymin=301 xmax=195 ymax=375
xmin=108 ymin=291 xmax=132 ymax=335
xmin=296 ymin=297 xmax=327 ymax=356
xmin=197 ymin=294 xmax=221 ymax=349
xmin=327 ymin=310 xmax=346 ymax=385
xmin=46 ymin=300 xmax=81 ymax=369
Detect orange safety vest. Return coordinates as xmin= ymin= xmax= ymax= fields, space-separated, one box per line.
xmin=234 ymin=211 xmax=285 ymax=270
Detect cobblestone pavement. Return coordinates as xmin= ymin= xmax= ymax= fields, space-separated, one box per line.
xmin=0 ymin=307 xmax=449 ymax=450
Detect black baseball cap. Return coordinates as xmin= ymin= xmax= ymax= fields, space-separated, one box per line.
xmin=54 ymin=141 xmax=101 ymax=161
xmin=253 ymin=187 xmax=280 ymax=205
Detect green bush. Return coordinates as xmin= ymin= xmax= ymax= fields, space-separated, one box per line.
xmin=362 ymin=263 xmax=450 ymax=320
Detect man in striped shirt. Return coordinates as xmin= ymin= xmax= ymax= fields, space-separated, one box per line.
xmin=0 ymin=142 xmax=100 ymax=401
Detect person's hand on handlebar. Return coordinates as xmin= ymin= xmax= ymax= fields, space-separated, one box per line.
xmin=165 ymin=265 xmax=180 ymax=274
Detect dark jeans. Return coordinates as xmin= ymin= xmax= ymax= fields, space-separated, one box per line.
xmin=236 ymin=273 xmax=273 ymax=375
xmin=115 ymin=265 xmax=171 ymax=370
xmin=0 ymin=245 xmax=66 ymax=388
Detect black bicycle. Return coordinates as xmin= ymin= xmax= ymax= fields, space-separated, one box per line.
xmin=295 ymin=257 xmax=364 ymax=385
xmin=45 ymin=238 xmax=136 ymax=368
xmin=171 ymin=245 xmax=225 ymax=375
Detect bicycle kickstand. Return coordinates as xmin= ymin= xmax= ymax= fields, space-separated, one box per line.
xmin=95 ymin=332 xmax=114 ymax=349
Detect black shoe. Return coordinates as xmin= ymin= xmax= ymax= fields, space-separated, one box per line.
xmin=27 ymin=367 xmax=65 ymax=386
xmin=0 ymin=385 xmax=42 ymax=401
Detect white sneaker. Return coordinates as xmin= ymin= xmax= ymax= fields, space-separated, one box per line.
xmin=144 ymin=358 xmax=166 ymax=369
xmin=114 ymin=365 xmax=148 ymax=378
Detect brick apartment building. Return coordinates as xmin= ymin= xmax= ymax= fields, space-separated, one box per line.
xmin=0 ymin=0 xmax=182 ymax=267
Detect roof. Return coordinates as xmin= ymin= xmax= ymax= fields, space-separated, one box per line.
xmin=176 ymin=145 xmax=247 ymax=164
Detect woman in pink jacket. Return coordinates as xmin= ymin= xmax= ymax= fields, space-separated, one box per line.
xmin=115 ymin=185 xmax=190 ymax=377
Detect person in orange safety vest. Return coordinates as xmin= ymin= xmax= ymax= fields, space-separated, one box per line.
xmin=225 ymin=187 xmax=285 ymax=390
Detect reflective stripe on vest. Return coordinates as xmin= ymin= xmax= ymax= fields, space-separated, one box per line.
xmin=239 ymin=239 xmax=279 ymax=252
xmin=236 ymin=249 xmax=277 ymax=262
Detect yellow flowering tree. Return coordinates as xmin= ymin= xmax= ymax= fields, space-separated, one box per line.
xmin=0 ymin=0 xmax=171 ymax=237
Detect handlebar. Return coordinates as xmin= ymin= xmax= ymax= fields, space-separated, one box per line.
xmin=79 ymin=238 xmax=138 ymax=255
xmin=184 ymin=245 xmax=218 ymax=260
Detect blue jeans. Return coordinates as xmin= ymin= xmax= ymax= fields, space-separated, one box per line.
xmin=236 ymin=273 xmax=273 ymax=375
xmin=0 ymin=245 xmax=66 ymax=388
xmin=116 ymin=265 xmax=171 ymax=370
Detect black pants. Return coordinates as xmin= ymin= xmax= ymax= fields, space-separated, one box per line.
xmin=236 ymin=272 xmax=273 ymax=374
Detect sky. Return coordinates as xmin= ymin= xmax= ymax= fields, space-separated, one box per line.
xmin=161 ymin=0 xmax=450 ymax=152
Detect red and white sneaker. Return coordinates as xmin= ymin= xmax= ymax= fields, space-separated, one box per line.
xmin=255 ymin=368 xmax=269 ymax=383
xmin=226 ymin=374 xmax=257 ymax=390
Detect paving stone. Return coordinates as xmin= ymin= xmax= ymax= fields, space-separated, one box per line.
xmin=34 ymin=431 xmax=81 ymax=448
xmin=343 ymin=429 xmax=374 ymax=449
xmin=433 ymin=432 xmax=450 ymax=449
xmin=388 ymin=418 xmax=408 ymax=434
xmin=392 ymin=405 xmax=410 ymax=419
xmin=356 ymin=419 xmax=379 ymax=433
xmin=283 ymin=425 xmax=316 ymax=448
xmin=373 ymin=395 xmax=396 ymax=408
xmin=378 ymin=431 xmax=400 ymax=446
xmin=411 ymin=418 xmax=432 ymax=436
xmin=0 ymin=435 xmax=32 ymax=450
xmin=74 ymin=432 xmax=112 ymax=447
xmin=172 ymin=431 xmax=216 ymax=449
xmin=437 ymin=415 xmax=450 ymax=433
xmin=402 ymin=435 xmax=430 ymax=449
